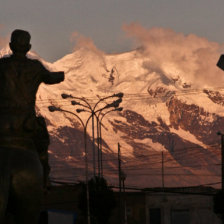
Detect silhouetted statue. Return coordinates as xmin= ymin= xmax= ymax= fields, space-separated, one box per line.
xmin=0 ymin=29 xmax=64 ymax=224
xmin=34 ymin=116 xmax=51 ymax=189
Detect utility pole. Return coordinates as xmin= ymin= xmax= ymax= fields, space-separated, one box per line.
xmin=121 ymin=170 xmax=127 ymax=224
xmin=221 ymin=135 xmax=224 ymax=191
xmin=217 ymin=133 xmax=224 ymax=192
xmin=118 ymin=143 xmax=128 ymax=224
xmin=216 ymin=56 xmax=224 ymax=222
xmin=221 ymin=134 xmax=224 ymax=224
xmin=217 ymin=132 xmax=224 ymax=223
xmin=162 ymin=151 xmax=164 ymax=190
xmin=118 ymin=143 xmax=122 ymax=224
xmin=161 ymin=151 xmax=167 ymax=203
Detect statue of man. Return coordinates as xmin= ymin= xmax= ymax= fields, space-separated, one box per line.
xmin=0 ymin=29 xmax=64 ymax=224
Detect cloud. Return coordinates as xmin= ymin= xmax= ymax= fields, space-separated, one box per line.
xmin=122 ymin=23 xmax=224 ymax=88
xmin=70 ymin=32 xmax=106 ymax=59
xmin=70 ymin=32 xmax=108 ymax=71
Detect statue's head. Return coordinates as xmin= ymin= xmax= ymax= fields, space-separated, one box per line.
xmin=9 ymin=29 xmax=31 ymax=56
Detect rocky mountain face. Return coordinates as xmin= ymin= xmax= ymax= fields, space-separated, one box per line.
xmin=0 ymin=47 xmax=223 ymax=189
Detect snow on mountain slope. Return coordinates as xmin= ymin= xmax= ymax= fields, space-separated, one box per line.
xmin=0 ymin=44 xmax=223 ymax=188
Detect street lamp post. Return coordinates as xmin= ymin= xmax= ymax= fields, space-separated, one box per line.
xmin=62 ymin=94 xmax=98 ymax=176
xmin=61 ymin=93 xmax=123 ymax=177
xmin=97 ymin=107 xmax=123 ymax=177
xmin=48 ymin=106 xmax=92 ymax=224
xmin=79 ymin=98 xmax=123 ymax=178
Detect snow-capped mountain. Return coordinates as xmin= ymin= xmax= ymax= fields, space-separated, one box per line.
xmin=1 ymin=44 xmax=223 ymax=189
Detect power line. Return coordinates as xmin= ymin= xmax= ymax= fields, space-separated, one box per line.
xmin=35 ymin=86 xmax=224 ymax=107
xmin=35 ymin=86 xmax=224 ymax=102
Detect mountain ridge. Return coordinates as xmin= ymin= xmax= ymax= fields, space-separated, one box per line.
xmin=0 ymin=46 xmax=223 ymax=188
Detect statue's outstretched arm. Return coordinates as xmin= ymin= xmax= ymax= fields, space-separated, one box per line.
xmin=43 ymin=71 xmax=64 ymax=85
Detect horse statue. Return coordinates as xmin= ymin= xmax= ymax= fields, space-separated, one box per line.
xmin=0 ymin=29 xmax=64 ymax=224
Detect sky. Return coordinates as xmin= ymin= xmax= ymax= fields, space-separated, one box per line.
xmin=1 ymin=0 xmax=224 ymax=62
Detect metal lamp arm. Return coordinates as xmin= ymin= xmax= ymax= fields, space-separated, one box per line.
xmin=59 ymin=108 xmax=85 ymax=128
xmin=92 ymin=93 xmax=119 ymax=111
xmin=62 ymin=93 xmax=93 ymax=111
xmin=72 ymin=102 xmax=91 ymax=111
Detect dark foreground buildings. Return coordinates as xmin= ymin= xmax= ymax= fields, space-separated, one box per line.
xmin=40 ymin=185 xmax=222 ymax=224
